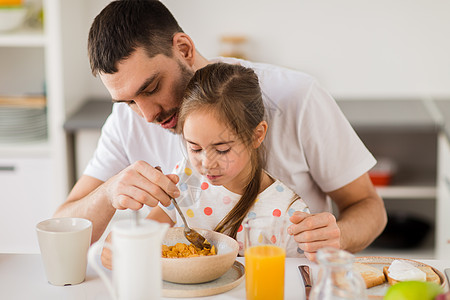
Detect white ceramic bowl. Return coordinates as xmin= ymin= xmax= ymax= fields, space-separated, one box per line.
xmin=0 ymin=6 xmax=27 ymax=32
xmin=162 ymin=227 xmax=239 ymax=284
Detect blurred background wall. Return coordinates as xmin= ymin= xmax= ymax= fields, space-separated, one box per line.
xmin=83 ymin=0 xmax=450 ymax=100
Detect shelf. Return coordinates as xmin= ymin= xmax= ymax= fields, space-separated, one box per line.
xmin=373 ymin=166 xmax=437 ymax=199
xmin=375 ymin=169 xmax=437 ymax=199
xmin=376 ymin=185 xmax=436 ymax=200
xmin=337 ymin=99 xmax=438 ymax=131
xmin=0 ymin=27 xmax=45 ymax=47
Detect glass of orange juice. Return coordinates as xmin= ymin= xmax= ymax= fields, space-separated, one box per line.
xmin=244 ymin=216 xmax=289 ymax=300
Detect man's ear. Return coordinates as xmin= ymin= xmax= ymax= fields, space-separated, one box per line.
xmin=253 ymin=121 xmax=268 ymax=149
xmin=172 ymin=32 xmax=195 ymax=66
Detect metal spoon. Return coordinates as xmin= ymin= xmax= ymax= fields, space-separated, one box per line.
xmin=155 ymin=166 xmax=211 ymax=250
xmin=170 ymin=197 xmax=211 ymax=250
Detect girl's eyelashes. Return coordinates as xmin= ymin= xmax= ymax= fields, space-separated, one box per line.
xmin=216 ymin=148 xmax=231 ymax=155
xmin=188 ymin=147 xmax=231 ymax=155
xmin=189 ymin=148 xmax=202 ymax=154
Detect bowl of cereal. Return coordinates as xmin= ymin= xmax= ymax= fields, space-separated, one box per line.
xmin=162 ymin=227 xmax=239 ymax=284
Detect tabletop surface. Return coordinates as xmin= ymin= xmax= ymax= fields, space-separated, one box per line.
xmin=0 ymin=253 xmax=449 ymax=300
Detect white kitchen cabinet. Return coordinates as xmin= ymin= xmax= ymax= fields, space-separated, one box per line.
xmin=436 ymin=131 xmax=450 ymax=259
xmin=0 ymin=0 xmax=93 ymax=252
xmin=0 ymin=158 xmax=53 ymax=253
xmin=434 ymin=100 xmax=450 ymax=259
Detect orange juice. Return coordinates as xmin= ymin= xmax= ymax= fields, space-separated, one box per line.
xmin=0 ymin=0 xmax=22 ymax=5
xmin=245 ymin=245 xmax=286 ymax=300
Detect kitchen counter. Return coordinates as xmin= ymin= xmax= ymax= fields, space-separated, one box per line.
xmin=64 ymin=99 xmax=113 ymax=132
xmin=336 ymin=99 xmax=439 ymax=131
xmin=0 ymin=253 xmax=448 ymax=300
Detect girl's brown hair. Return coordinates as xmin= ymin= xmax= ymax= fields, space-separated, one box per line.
xmin=178 ymin=63 xmax=266 ymax=239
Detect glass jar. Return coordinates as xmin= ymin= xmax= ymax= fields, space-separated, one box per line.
xmin=219 ymin=35 xmax=248 ymax=59
xmin=310 ymin=247 xmax=368 ymax=300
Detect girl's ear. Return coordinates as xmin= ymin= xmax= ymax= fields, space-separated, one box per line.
xmin=172 ymin=32 xmax=195 ymax=67
xmin=253 ymin=121 xmax=268 ymax=149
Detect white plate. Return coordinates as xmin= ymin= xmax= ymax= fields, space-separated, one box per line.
xmin=162 ymin=260 xmax=245 ymax=298
xmin=355 ymin=256 xmax=446 ymax=299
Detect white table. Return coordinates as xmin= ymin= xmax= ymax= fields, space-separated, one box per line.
xmin=0 ymin=253 xmax=449 ymax=300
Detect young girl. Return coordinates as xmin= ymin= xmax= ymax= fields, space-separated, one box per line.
xmin=151 ymin=62 xmax=309 ymax=256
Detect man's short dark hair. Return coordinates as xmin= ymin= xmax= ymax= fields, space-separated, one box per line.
xmin=88 ymin=0 xmax=183 ymax=75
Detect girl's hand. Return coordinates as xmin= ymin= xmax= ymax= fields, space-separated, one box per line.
xmin=288 ymin=211 xmax=341 ymax=261
xmin=101 ymin=233 xmax=112 ymax=270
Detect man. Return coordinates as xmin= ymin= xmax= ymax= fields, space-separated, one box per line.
xmin=54 ymin=0 xmax=386 ymax=263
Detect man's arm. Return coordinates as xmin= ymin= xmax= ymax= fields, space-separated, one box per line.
xmin=331 ymin=172 xmax=387 ymax=253
xmin=288 ymin=172 xmax=387 ymax=261
xmin=53 ymin=175 xmax=115 ymax=243
xmin=53 ymin=160 xmax=180 ymax=243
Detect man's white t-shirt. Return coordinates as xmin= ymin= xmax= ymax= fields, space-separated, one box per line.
xmin=159 ymin=158 xmax=310 ymax=257
xmin=84 ymin=57 xmax=376 ymax=214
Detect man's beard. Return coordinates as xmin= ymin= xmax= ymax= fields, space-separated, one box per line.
xmin=158 ymin=59 xmax=194 ymax=134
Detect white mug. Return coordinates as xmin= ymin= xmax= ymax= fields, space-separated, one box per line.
xmin=36 ymin=217 xmax=92 ymax=286
xmin=89 ymin=219 xmax=169 ymax=300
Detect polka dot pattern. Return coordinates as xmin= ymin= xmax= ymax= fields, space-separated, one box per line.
xmin=272 ymin=209 xmax=281 ymax=217
xmin=257 ymin=234 xmax=263 ymax=243
xmin=247 ymin=212 xmax=256 ymax=219
xmin=275 ymin=185 xmax=284 ymax=192
xmin=186 ymin=209 xmax=194 ymax=218
xmin=201 ymin=182 xmax=209 ymax=190
xmin=288 ymin=208 xmax=296 ymax=217
xmin=184 ymin=168 xmax=192 ymax=176
xmin=270 ymin=235 xmax=277 ymax=244
xmin=237 ymin=224 xmax=243 ymax=232
xmin=204 ymin=207 xmax=213 ymax=216
xmin=223 ymin=196 xmax=231 ymax=205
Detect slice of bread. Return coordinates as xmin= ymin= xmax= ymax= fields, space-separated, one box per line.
xmin=353 ymin=262 xmax=386 ymax=288
xmin=418 ymin=266 xmax=441 ymax=284
xmin=383 ymin=266 xmax=399 ymax=285
xmin=383 ymin=265 xmax=441 ymax=285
